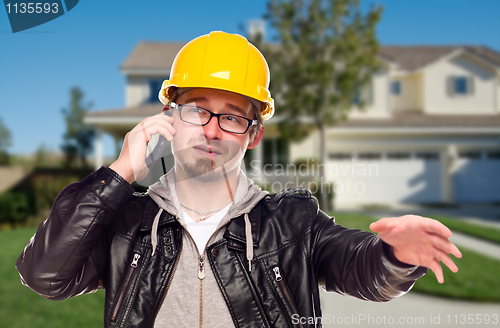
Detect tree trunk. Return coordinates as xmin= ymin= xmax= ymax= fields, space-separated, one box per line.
xmin=318 ymin=124 xmax=329 ymax=211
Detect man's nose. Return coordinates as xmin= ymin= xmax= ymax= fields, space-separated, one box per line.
xmin=202 ymin=116 xmax=223 ymax=140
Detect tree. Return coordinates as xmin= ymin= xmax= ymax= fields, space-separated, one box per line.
xmin=0 ymin=117 xmax=12 ymax=165
xmin=34 ymin=143 xmax=48 ymax=167
xmin=60 ymin=87 xmax=94 ymax=169
xmin=261 ymin=0 xmax=382 ymax=209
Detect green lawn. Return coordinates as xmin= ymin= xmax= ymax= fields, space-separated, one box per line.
xmin=428 ymin=215 xmax=500 ymax=245
xmin=334 ymin=212 xmax=500 ymax=302
xmin=412 ymin=247 xmax=500 ymax=302
xmin=0 ymin=227 xmax=104 ymax=328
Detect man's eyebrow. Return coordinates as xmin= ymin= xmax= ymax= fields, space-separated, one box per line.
xmin=225 ymin=103 xmax=248 ymax=117
xmin=183 ymin=96 xmax=208 ymax=104
xmin=183 ymin=96 xmax=249 ymax=117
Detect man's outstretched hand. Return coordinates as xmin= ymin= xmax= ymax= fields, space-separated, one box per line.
xmin=370 ymin=215 xmax=462 ymax=284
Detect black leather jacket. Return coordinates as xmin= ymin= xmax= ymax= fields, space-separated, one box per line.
xmin=16 ymin=166 xmax=426 ymax=327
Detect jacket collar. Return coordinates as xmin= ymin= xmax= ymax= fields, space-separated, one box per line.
xmin=140 ymin=199 xmax=177 ymax=231
xmin=140 ymin=197 xmax=263 ymax=250
xmin=223 ymin=203 xmax=262 ymax=250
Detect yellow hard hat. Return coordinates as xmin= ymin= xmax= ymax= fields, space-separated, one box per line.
xmin=159 ymin=31 xmax=274 ymax=121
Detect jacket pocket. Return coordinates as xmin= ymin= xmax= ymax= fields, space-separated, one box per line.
xmin=110 ymin=253 xmax=142 ymax=324
xmin=270 ymin=266 xmax=304 ymax=328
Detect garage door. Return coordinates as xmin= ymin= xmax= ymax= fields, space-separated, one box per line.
xmin=454 ymin=150 xmax=500 ymax=202
xmin=327 ymin=151 xmax=442 ymax=205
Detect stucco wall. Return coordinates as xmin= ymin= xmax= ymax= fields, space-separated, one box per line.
xmin=423 ymin=52 xmax=497 ymax=114
xmin=391 ymin=73 xmax=423 ymax=111
xmin=125 ymin=76 xmax=151 ymax=107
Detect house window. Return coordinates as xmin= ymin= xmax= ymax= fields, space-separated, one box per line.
xmin=447 ymin=76 xmax=474 ymax=96
xmin=487 ymin=151 xmax=500 ymax=160
xmin=390 ymin=81 xmax=401 ymax=95
xmin=148 ymin=79 xmax=166 ymax=103
xmin=352 ymin=82 xmax=374 ymax=106
xmin=328 ymin=153 xmax=352 ymax=160
xmin=263 ymin=138 xmax=288 ymax=166
xmin=458 ymin=151 xmax=482 ymax=160
xmin=415 ymin=152 xmax=439 ymax=160
xmin=454 ymin=77 xmax=468 ymax=95
xmin=358 ymin=152 xmax=382 ymax=160
xmin=387 ymin=152 xmax=411 ymax=160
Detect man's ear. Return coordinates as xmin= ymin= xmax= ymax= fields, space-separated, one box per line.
xmin=248 ymin=126 xmax=264 ymax=149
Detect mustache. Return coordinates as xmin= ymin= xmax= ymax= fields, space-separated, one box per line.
xmin=187 ymin=138 xmax=234 ymax=155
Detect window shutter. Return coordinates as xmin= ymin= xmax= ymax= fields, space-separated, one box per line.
xmin=468 ymin=76 xmax=475 ymax=95
xmin=446 ymin=76 xmax=455 ymax=97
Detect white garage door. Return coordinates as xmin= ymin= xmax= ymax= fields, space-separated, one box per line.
xmin=454 ymin=150 xmax=500 ymax=202
xmin=327 ymin=151 xmax=442 ymax=206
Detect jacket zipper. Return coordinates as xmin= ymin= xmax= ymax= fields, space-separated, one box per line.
xmin=152 ymin=229 xmax=183 ymax=327
xmin=111 ymin=253 xmax=141 ymax=323
xmin=273 ymin=266 xmax=304 ymax=328
xmin=198 ymin=254 xmax=205 ymax=328
xmin=182 ymin=226 xmax=207 ymax=328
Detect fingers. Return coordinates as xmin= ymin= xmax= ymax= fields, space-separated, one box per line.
xmin=369 ymin=221 xmax=381 ymax=232
xmin=429 ymin=260 xmax=444 ymax=284
xmin=436 ymin=252 xmax=458 ymax=273
xmin=138 ymin=115 xmax=176 ymax=143
xmin=423 ymin=218 xmax=453 ymax=238
xmin=155 ymin=125 xmax=176 ymax=141
xmin=370 ymin=217 xmax=392 ymax=233
xmin=140 ymin=122 xmax=150 ymax=143
xmin=429 ymin=234 xmax=462 ymax=259
xmin=441 ymin=239 xmax=462 ymax=259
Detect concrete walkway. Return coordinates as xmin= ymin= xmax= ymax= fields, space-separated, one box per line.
xmin=449 ymin=231 xmax=500 ymax=261
xmin=319 ymin=290 xmax=500 ymax=328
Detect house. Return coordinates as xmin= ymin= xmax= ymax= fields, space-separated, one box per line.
xmin=84 ymin=42 xmax=500 ymax=208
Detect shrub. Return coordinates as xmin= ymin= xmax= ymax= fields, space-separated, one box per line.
xmin=30 ymin=173 xmax=81 ymax=213
xmin=0 ymin=191 xmax=30 ymax=225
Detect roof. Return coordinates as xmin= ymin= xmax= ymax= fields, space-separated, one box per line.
xmin=337 ymin=111 xmax=500 ymax=128
xmin=380 ymin=45 xmax=500 ymax=71
xmin=120 ymin=41 xmax=500 ymax=73
xmin=86 ymin=103 xmax=164 ymax=118
xmin=120 ymin=41 xmax=185 ymax=71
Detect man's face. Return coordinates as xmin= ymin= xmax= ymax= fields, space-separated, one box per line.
xmin=171 ymin=88 xmax=261 ymax=182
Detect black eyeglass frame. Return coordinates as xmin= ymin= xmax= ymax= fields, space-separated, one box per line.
xmin=167 ymin=101 xmax=258 ymax=134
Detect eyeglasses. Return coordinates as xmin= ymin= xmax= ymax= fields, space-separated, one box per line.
xmin=167 ymin=102 xmax=258 ymax=134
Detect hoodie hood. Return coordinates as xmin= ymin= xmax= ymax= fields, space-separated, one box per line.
xmin=147 ymin=168 xmax=268 ymax=270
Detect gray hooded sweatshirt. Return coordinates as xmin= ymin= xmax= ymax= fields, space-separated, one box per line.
xmin=147 ymin=168 xmax=268 ymax=328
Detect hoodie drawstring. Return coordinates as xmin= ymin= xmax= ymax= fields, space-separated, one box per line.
xmin=151 ymin=208 xmax=163 ymax=256
xmin=151 ymin=207 xmax=253 ymax=272
xmin=244 ymin=213 xmax=253 ymax=272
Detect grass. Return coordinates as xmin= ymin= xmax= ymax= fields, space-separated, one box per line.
xmin=334 ymin=212 xmax=500 ymax=302
xmin=0 ymin=226 xmax=104 ymax=328
xmin=427 ymin=215 xmax=500 ymax=245
xmin=412 ymin=248 xmax=500 ymax=302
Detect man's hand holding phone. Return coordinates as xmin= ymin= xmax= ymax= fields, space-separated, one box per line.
xmin=109 ymin=111 xmax=176 ymax=184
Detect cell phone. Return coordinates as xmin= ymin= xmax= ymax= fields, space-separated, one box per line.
xmin=145 ymin=109 xmax=172 ymax=169
xmin=145 ymin=133 xmax=168 ymax=169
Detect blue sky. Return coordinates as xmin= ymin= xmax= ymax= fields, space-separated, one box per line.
xmin=1 ymin=0 xmax=499 ymax=158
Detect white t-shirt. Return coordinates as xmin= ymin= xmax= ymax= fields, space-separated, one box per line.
xmin=182 ymin=203 xmax=232 ymax=255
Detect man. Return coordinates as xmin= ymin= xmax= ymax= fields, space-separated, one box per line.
xmin=16 ymin=31 xmax=461 ymax=328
